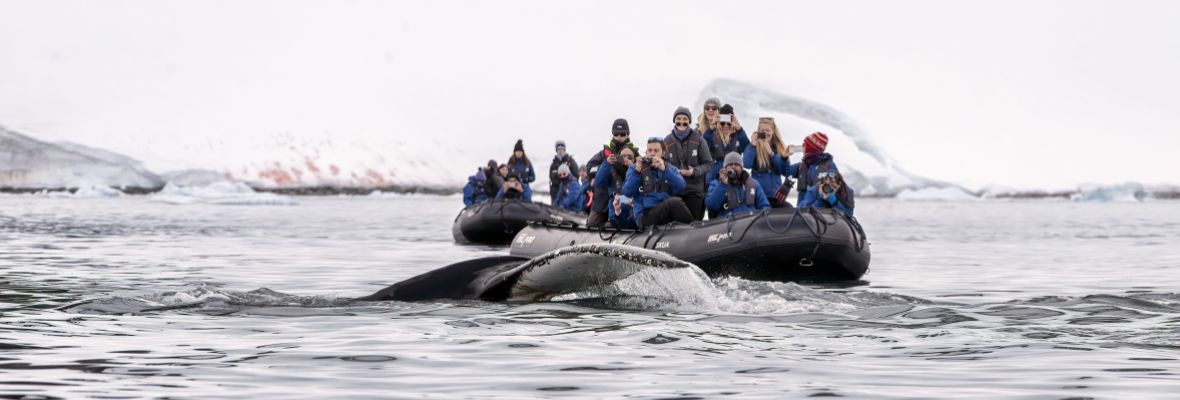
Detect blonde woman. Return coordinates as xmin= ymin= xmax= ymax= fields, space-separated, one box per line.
xmin=742 ymin=117 xmax=792 ymax=208
xmin=703 ymin=104 xmax=750 ymax=186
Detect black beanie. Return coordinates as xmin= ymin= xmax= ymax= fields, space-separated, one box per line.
xmin=719 ymin=104 xmax=734 ymax=115
xmin=513 ymin=139 xmax=524 ymax=152
xmin=673 ymin=106 xmax=692 ymax=122
xmin=611 ymin=118 xmax=630 ymax=135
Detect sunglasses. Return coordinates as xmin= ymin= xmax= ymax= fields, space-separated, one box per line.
xmin=817 ymin=171 xmax=838 ymax=179
xmin=613 ymin=132 xmax=629 ymax=137
xmin=705 ymin=106 xmax=718 ymax=111
xmin=719 ymin=122 xmax=732 ymax=127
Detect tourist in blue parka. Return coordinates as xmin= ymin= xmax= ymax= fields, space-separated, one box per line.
xmin=743 ymin=117 xmax=792 ymax=208
xmin=707 ymin=152 xmax=770 ymax=217
xmin=495 ymin=174 xmax=530 ymax=201
xmin=799 ymin=169 xmax=855 ymax=217
xmin=787 ymin=132 xmax=841 ymax=206
xmin=593 ymin=146 xmax=638 ymax=204
xmin=462 ymin=168 xmax=491 ymax=207
xmin=622 ymin=138 xmax=694 ymax=228
xmin=608 ymin=194 xmax=639 ymax=230
xmin=551 ymin=164 xmax=583 ymax=212
xmin=506 ymin=139 xmax=535 ymax=202
xmin=703 ymin=104 xmax=751 ymax=187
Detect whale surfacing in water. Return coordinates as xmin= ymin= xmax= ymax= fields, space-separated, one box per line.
xmin=356 ymin=244 xmax=693 ymax=302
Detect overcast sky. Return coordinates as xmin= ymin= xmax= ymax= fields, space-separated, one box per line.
xmin=1 ymin=0 xmax=1177 ymax=188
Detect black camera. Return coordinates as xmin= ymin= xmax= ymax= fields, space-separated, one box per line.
xmin=725 ymin=169 xmax=738 ymax=181
xmin=820 ymin=183 xmax=834 ymax=194
xmin=640 ymin=156 xmax=654 ymax=166
xmin=756 ymin=131 xmax=768 ymax=140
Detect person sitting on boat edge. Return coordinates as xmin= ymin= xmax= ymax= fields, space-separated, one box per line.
xmin=593 ymin=146 xmax=637 ymax=228
xmin=744 ymin=117 xmax=793 ymax=208
xmin=799 ymin=169 xmax=855 ymax=216
xmin=551 ymin=164 xmax=582 ymax=212
xmin=703 ymin=103 xmax=750 ymax=187
xmin=664 ymin=106 xmax=714 ymax=221
xmin=462 ymin=167 xmax=491 ymax=207
xmin=609 ymin=194 xmax=638 ymax=230
xmin=495 ymin=174 xmax=527 ymax=200
xmin=787 ymin=131 xmax=840 ymax=206
xmin=548 ymin=140 xmax=579 ymax=203
xmin=706 ymin=152 xmax=770 ymax=217
xmin=622 ymin=137 xmax=694 ymax=229
xmin=585 ymin=118 xmax=640 ymax=227
xmin=506 ymin=139 xmax=536 ymax=202
xmin=574 ymin=164 xmax=594 ymax=214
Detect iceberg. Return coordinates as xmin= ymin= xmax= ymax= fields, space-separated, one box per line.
xmin=151 ymin=181 xmax=297 ymax=206
xmin=698 ymin=79 xmax=963 ymax=197
xmin=1 ymin=124 xmax=163 ymax=190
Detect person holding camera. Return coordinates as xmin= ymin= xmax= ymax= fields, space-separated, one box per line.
xmin=548 ymin=140 xmax=579 ymax=203
xmin=703 ymin=104 xmax=750 ymax=192
xmin=787 ymin=131 xmax=842 ymax=206
xmin=799 ymin=169 xmax=855 ymax=216
xmin=592 ymin=146 xmax=637 ymax=226
xmin=697 ymin=97 xmax=722 ymax=133
xmin=706 ymin=152 xmax=770 ymax=217
xmin=551 ymin=164 xmax=583 ymax=212
xmin=622 ymin=138 xmax=694 ymax=229
xmin=743 ymin=117 xmax=793 ymax=208
xmin=585 ymin=118 xmax=640 ymax=227
xmin=506 ymin=139 xmax=535 ymax=202
xmin=663 ymin=106 xmax=714 ymax=221
xmin=495 ymin=174 xmax=527 ymax=200
xmin=574 ymin=164 xmax=594 ymax=214
xmin=609 ymin=194 xmax=639 ymax=230
xmin=462 ymin=167 xmax=491 ymax=207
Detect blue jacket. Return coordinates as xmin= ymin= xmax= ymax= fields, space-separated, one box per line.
xmin=787 ymin=153 xmax=839 ymax=204
xmin=607 ymin=196 xmax=639 ymax=230
xmin=705 ymin=178 xmax=771 ymax=217
xmin=574 ymin=177 xmax=593 ymax=212
xmin=462 ymin=172 xmax=490 ymax=207
xmin=800 ymin=185 xmax=855 ymax=216
xmin=508 ymin=158 xmax=536 ymax=185
xmin=743 ymin=144 xmax=789 ymax=198
xmin=703 ymin=128 xmax=750 ymax=186
xmin=593 ymin=164 xmax=628 ymax=198
xmin=621 ymin=162 xmax=686 ymax=224
xmin=552 ymin=177 xmax=582 ymax=212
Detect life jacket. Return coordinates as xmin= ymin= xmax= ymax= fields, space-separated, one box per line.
xmin=665 ymin=129 xmax=706 ymax=171
xmin=751 ymin=142 xmax=781 ymax=174
xmin=723 ymin=174 xmax=759 ymax=211
xmin=637 ymin=165 xmax=672 ymax=195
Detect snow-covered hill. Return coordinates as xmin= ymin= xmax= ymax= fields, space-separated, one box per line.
xmin=1 ymin=124 xmax=163 ymax=189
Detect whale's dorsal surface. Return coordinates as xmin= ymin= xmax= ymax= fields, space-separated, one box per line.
xmin=357 ymin=244 xmax=693 ymax=303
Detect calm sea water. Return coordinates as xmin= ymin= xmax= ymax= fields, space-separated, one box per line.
xmin=1 ymin=195 xmax=1177 ymax=399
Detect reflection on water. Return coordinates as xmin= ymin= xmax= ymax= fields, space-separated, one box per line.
xmin=1 ymin=196 xmax=1178 ymax=399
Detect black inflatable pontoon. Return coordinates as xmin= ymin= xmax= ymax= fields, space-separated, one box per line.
xmin=508 ymin=207 xmax=870 ymax=282
xmin=452 ymin=199 xmax=588 ymax=245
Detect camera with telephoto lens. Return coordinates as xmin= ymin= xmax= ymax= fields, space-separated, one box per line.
xmin=725 ymin=169 xmax=739 ymax=181
xmin=820 ymin=183 xmax=834 ymax=195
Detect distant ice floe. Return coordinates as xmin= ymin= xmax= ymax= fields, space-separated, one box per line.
xmin=151 ymin=181 xmax=296 ymax=205
xmin=1 ymin=124 xmax=163 ymax=189
xmin=1071 ymin=182 xmax=1149 ymax=203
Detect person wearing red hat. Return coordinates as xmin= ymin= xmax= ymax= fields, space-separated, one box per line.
xmin=787 ymin=131 xmax=842 ymax=205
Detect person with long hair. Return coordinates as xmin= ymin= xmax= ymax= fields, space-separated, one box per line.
xmin=593 ymin=146 xmax=638 ymax=227
xmin=742 ymin=117 xmax=792 ymax=208
xmin=703 ymin=104 xmax=750 ymax=201
xmin=799 ymin=168 xmax=854 ymax=216
xmin=697 ymin=97 xmax=722 ymax=133
xmin=585 ymin=118 xmax=639 ymax=227
xmin=506 ymin=139 xmax=535 ymax=202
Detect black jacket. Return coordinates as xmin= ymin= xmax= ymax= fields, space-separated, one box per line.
xmin=663 ymin=129 xmax=714 ymax=196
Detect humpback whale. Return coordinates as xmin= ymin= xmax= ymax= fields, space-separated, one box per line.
xmin=356 ymin=244 xmax=693 ymax=302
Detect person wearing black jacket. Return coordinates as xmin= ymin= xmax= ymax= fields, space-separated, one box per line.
xmin=584 ymin=118 xmax=639 ymax=227
xmin=548 ymin=140 xmax=579 ymax=203
xmin=663 ymin=106 xmax=714 ymax=221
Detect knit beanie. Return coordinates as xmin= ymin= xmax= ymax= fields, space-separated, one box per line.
xmin=804 ymin=132 xmax=829 ymax=155
xmin=557 ymin=164 xmax=571 ymax=176
xmin=673 ymin=106 xmax=692 ymax=122
xmin=723 ymin=152 xmax=743 ymax=167
xmin=513 ymin=139 xmax=524 ymax=152
xmin=704 ymin=97 xmax=721 ymax=108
